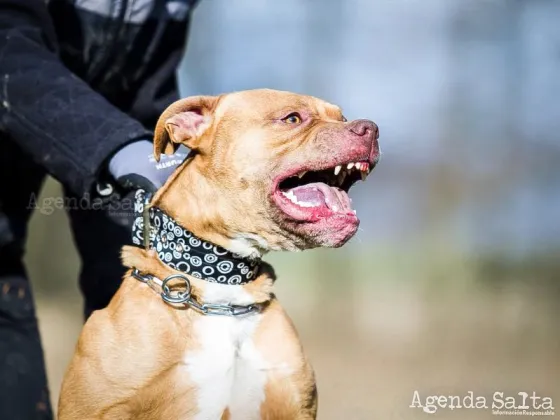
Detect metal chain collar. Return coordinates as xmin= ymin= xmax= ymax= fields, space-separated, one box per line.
xmin=131 ymin=269 xmax=261 ymax=317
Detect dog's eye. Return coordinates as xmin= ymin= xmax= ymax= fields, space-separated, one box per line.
xmin=282 ymin=113 xmax=302 ymax=125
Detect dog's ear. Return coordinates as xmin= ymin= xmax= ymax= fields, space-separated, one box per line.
xmin=153 ymin=95 xmax=219 ymax=161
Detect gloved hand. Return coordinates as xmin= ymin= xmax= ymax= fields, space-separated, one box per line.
xmin=93 ymin=140 xmax=188 ymax=227
xmin=108 ymin=140 xmax=189 ymax=193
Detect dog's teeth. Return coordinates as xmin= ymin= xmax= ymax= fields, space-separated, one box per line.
xmin=298 ymin=171 xmax=307 ymax=178
xmin=353 ymin=209 xmax=357 ymax=214
xmin=283 ymin=190 xmax=317 ymax=208
xmin=360 ymin=171 xmax=367 ymax=181
xmin=347 ymin=163 xmax=354 ymax=170
xmin=339 ymin=171 xmax=347 ymax=185
xmin=283 ymin=191 xmax=296 ymax=201
xmin=334 ymin=165 xmax=342 ymax=175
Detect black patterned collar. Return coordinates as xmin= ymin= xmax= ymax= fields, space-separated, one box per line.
xmin=131 ymin=189 xmax=261 ymax=285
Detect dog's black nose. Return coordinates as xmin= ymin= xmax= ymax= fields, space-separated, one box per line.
xmin=347 ymin=119 xmax=378 ymax=139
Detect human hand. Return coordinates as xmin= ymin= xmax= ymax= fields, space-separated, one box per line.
xmin=108 ymin=140 xmax=189 ymax=193
xmin=92 ymin=140 xmax=188 ymax=227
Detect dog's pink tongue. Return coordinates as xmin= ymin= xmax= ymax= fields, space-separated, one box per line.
xmin=289 ymin=182 xmax=349 ymax=212
xmin=289 ymin=184 xmax=325 ymax=206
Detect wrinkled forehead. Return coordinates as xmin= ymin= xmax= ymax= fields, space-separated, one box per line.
xmin=215 ymin=90 xmax=343 ymax=120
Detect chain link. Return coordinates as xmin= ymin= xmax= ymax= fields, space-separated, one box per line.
xmin=132 ymin=269 xmax=260 ymax=317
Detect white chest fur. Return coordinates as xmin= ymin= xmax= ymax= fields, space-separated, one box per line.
xmin=183 ymin=283 xmax=267 ymax=420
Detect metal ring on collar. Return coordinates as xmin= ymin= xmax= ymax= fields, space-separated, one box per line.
xmin=161 ymin=273 xmax=192 ymax=304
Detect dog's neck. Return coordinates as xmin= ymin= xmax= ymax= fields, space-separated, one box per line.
xmin=151 ymin=159 xmax=268 ymax=259
xmin=132 ymin=189 xmax=261 ymax=285
xmin=126 ymin=159 xmax=277 ymax=307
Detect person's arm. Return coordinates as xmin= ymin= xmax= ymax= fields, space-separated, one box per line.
xmin=0 ymin=0 xmax=154 ymax=196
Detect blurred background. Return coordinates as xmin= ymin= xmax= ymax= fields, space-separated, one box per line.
xmin=26 ymin=0 xmax=559 ymax=418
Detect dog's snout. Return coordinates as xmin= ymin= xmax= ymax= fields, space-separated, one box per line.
xmin=347 ymin=119 xmax=378 ymax=139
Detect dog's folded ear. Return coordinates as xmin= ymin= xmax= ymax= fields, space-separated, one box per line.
xmin=153 ymin=95 xmax=219 ymax=161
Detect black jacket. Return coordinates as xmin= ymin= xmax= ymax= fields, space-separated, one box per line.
xmin=0 ymin=0 xmax=198 ymax=196
xmin=0 ymin=0 xmax=198 ymax=253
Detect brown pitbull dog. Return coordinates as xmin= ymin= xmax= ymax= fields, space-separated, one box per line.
xmin=58 ymin=89 xmax=380 ymax=420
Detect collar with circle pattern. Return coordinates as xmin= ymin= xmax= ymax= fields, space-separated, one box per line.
xmin=131 ymin=189 xmax=261 ymax=285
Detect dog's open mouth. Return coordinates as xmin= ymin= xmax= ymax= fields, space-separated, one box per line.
xmin=274 ymin=160 xmax=372 ymax=221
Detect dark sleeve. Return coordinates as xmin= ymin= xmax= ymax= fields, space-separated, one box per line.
xmin=0 ymin=0 xmax=153 ymax=196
